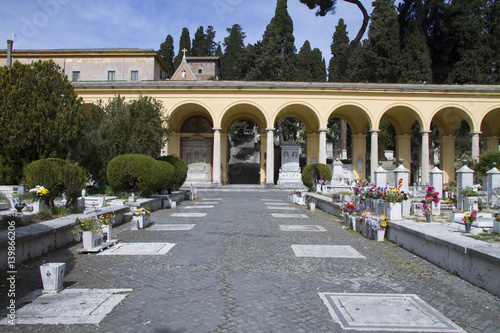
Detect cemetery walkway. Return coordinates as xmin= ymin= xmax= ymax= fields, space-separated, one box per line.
xmin=1 ymin=190 xmax=499 ymax=332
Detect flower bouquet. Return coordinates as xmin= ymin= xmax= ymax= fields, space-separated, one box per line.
xmin=462 ymin=210 xmax=477 ymax=233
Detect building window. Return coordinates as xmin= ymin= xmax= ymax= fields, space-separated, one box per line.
xmin=198 ymin=68 xmax=203 ymax=74
xmin=131 ymin=71 xmax=138 ymax=81
xmin=72 ymin=71 xmax=80 ymax=81
xmin=108 ymin=71 xmax=115 ymax=81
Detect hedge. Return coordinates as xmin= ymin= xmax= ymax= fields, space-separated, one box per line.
xmin=107 ymin=154 xmax=174 ymax=196
xmin=301 ymin=163 xmax=332 ymax=191
xmin=24 ymin=158 xmax=87 ymax=208
xmin=157 ymin=155 xmax=187 ymax=192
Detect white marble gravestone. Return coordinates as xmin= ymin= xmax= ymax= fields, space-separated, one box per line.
xmin=277 ymin=144 xmax=302 ymax=185
xmin=184 ymin=134 xmax=212 ymax=184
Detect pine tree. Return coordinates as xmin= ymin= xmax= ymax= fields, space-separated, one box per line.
xmin=158 ymin=35 xmax=175 ymax=78
xmin=329 ymin=18 xmax=349 ymax=82
xmin=486 ymin=0 xmax=500 ymax=82
xmin=221 ymin=24 xmax=247 ymax=80
xmin=366 ymin=0 xmax=400 ymax=83
xmin=398 ymin=20 xmax=432 ymax=83
xmin=173 ymin=28 xmax=191 ymax=71
xmin=346 ymin=40 xmax=368 ymax=82
xmin=206 ymin=26 xmax=217 ymax=56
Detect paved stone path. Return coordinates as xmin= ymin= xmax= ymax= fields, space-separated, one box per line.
xmin=1 ymin=191 xmax=499 ymax=332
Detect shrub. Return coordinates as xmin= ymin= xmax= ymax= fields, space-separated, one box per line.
xmin=157 ymin=155 xmax=187 ymax=192
xmin=107 ymin=154 xmax=174 ymax=196
xmin=302 ymin=163 xmax=332 ymax=191
xmin=24 ymin=158 xmax=87 ymax=208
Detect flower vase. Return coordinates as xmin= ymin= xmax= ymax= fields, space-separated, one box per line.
xmin=32 ymin=200 xmax=44 ymax=213
xmin=101 ymin=225 xmax=112 ymax=242
xmin=308 ymin=202 xmax=316 ymax=211
xmin=82 ymin=231 xmax=103 ymax=250
xmin=464 ymin=222 xmax=472 ymax=233
xmin=376 ymin=229 xmax=385 ymax=242
xmin=386 ymin=202 xmax=402 ymax=221
xmin=425 ymin=212 xmax=431 ymax=223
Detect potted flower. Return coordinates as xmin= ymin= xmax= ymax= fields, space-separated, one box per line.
xmin=133 ymin=207 xmax=151 ymax=229
xmin=383 ymin=181 xmax=408 ymax=221
xmin=98 ymin=213 xmax=115 ymax=241
xmin=462 ymin=210 xmax=478 ymax=233
xmin=460 ymin=186 xmax=478 ymax=211
xmin=372 ymin=215 xmax=388 ymax=242
xmin=316 ymin=179 xmax=323 ymax=193
xmin=420 ymin=186 xmax=440 ymax=222
xmin=306 ymin=197 xmax=317 ymax=211
xmin=74 ymin=217 xmax=102 ymax=250
xmin=29 ymin=185 xmax=49 ymax=213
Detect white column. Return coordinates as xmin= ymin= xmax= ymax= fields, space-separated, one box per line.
xmin=318 ymin=129 xmax=327 ymax=164
xmin=266 ymin=128 xmax=275 ymax=184
xmin=212 ymin=127 xmax=222 ymax=184
xmin=421 ymin=130 xmax=431 ymax=185
xmin=471 ymin=132 xmax=481 ymax=161
xmin=370 ymin=129 xmax=379 ymax=184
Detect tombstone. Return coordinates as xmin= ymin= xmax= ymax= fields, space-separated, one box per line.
xmin=277 ymin=144 xmax=302 ymax=186
xmin=184 ymin=134 xmax=212 ymax=184
xmin=331 ymin=159 xmax=344 ymax=185
xmin=456 ymin=160 xmax=474 ymax=211
xmin=429 ymin=166 xmax=444 ymax=198
xmin=374 ymin=162 xmax=387 ymax=188
xmin=487 ymin=163 xmax=500 ymax=208
xmin=394 ymin=159 xmax=410 ymax=217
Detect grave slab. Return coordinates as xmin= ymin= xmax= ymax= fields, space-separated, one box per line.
xmin=202 ymin=198 xmax=223 ymax=201
xmin=319 ymin=293 xmax=466 ymax=332
xmin=271 ymin=213 xmax=309 ymax=218
xmin=264 ymin=202 xmax=289 ymax=205
xmin=0 ymin=288 xmax=132 ymax=325
xmin=280 ymin=225 xmax=327 ymax=232
xmin=291 ymin=245 xmax=366 ymax=258
xmin=147 ymin=224 xmax=195 ymax=231
xmin=185 ymin=205 xmax=214 ymax=209
xmin=98 ymin=242 xmax=175 ymax=255
xmin=262 ymin=199 xmax=283 ymax=202
xmin=194 ymin=202 xmax=218 ymax=205
xmin=171 ymin=213 xmax=207 ymax=217
xmin=267 ymin=206 xmax=296 ymax=210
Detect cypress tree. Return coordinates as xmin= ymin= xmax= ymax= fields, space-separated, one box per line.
xmin=206 ymin=26 xmax=217 ymax=56
xmin=191 ymin=26 xmax=208 ymax=56
xmin=158 ymin=35 xmax=175 ymax=78
xmin=221 ymin=24 xmax=247 ymax=80
xmin=486 ymin=0 xmax=499 ymax=82
xmin=398 ymin=20 xmax=432 ymax=83
xmin=329 ymin=18 xmax=349 ymax=82
xmin=446 ymin=0 xmax=492 ymax=84
xmin=297 ymin=41 xmax=325 ymax=82
xmin=173 ymin=28 xmax=191 ymax=71
xmin=366 ymin=0 xmax=400 ymax=83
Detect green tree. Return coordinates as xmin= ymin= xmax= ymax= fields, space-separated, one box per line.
xmin=300 ymin=0 xmax=370 ymax=82
xmin=221 ymin=24 xmax=247 ymax=80
xmin=398 ymin=20 xmax=432 ymax=83
xmin=0 ymin=60 xmax=86 ymax=184
xmin=82 ymin=96 xmax=169 ymax=186
xmin=486 ymin=0 xmax=499 ymax=82
xmin=297 ymin=40 xmax=326 ymax=82
xmin=248 ymin=0 xmax=297 ymax=81
xmin=158 ymin=34 xmax=175 ymax=78
xmin=173 ymin=28 xmax=191 ymax=70
xmin=365 ymin=0 xmax=400 ymax=83
xmin=192 ymin=26 xmax=208 ymax=56
xmin=329 ymin=18 xmax=350 ymax=82
xmin=446 ymin=0 xmax=493 ymax=84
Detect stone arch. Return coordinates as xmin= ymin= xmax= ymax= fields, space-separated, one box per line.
xmin=273 ymin=102 xmax=320 ymax=132
xmin=480 ymin=107 xmax=500 ymax=152
xmin=168 ymin=101 xmax=214 ymax=132
xmin=328 ymin=103 xmax=372 ymax=133
xmin=378 ymin=104 xmax=424 ymax=134
xmin=431 ymin=105 xmax=474 ymax=135
xmin=220 ymin=101 xmax=267 ymax=132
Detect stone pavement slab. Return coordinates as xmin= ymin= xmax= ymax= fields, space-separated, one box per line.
xmin=280 ymin=225 xmax=327 ymax=232
xmin=97 ymin=242 xmax=175 ymax=255
xmin=147 ymin=224 xmax=196 ymax=231
xmin=319 ymin=293 xmax=466 ymax=332
xmin=291 ymin=244 xmax=367 ymax=258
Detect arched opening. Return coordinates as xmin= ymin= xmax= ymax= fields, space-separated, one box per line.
xmin=226 ymin=119 xmax=261 ymax=184
xmin=480 ymin=108 xmax=500 ymax=152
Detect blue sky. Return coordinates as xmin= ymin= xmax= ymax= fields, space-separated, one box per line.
xmin=1 ymin=0 xmax=376 ymax=62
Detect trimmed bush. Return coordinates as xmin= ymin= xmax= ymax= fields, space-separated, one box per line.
xmin=107 ymin=154 xmax=174 ymax=196
xmin=301 ymin=163 xmax=332 ymax=191
xmin=157 ymin=155 xmax=187 ymax=192
xmin=24 ymin=158 xmax=87 ymax=208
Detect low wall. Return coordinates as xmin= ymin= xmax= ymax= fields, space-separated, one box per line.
xmin=307 ymin=192 xmax=500 ymax=297
xmin=386 ymin=221 xmax=500 ymax=297
xmin=0 ymin=193 xmax=187 ymax=270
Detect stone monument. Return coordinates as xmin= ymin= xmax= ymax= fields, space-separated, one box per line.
xmin=277 ymin=144 xmax=302 ymax=186
xmin=183 ymin=134 xmax=212 ymax=184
